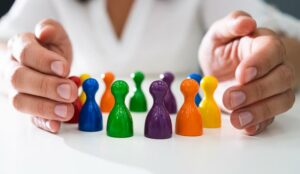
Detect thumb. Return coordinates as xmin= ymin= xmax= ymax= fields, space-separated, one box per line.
xmin=207 ymin=11 xmax=257 ymax=46
xmin=34 ymin=19 xmax=72 ymax=63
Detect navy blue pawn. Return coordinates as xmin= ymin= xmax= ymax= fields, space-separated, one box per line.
xmin=187 ymin=73 xmax=202 ymax=106
xmin=79 ymin=78 xmax=103 ymax=132
xmin=160 ymin=72 xmax=177 ymax=114
xmin=144 ymin=80 xmax=172 ymax=139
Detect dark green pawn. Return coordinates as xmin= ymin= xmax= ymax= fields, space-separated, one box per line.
xmin=129 ymin=71 xmax=147 ymax=112
xmin=107 ymin=80 xmax=133 ymax=138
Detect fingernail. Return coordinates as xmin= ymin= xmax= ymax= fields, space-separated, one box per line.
xmin=45 ymin=120 xmax=55 ymax=132
xmin=54 ymin=105 xmax=68 ymax=118
xmin=230 ymin=91 xmax=246 ymax=108
xmin=57 ymin=84 xmax=71 ymax=100
xmin=51 ymin=61 xmax=64 ymax=76
xmin=245 ymin=67 xmax=257 ymax=83
xmin=238 ymin=112 xmax=253 ymax=127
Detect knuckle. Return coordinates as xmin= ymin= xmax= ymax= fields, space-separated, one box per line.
xmin=10 ymin=66 xmax=26 ymax=90
xmin=261 ymin=102 xmax=273 ymax=121
xmin=12 ymin=93 xmax=23 ymax=111
xmin=39 ymin=76 xmax=51 ymax=97
xmin=18 ymin=41 xmax=33 ymax=63
xmin=253 ymin=82 xmax=265 ymax=99
xmin=278 ymin=64 xmax=294 ymax=86
xmin=36 ymin=102 xmax=49 ymax=116
xmin=268 ymin=36 xmax=285 ymax=60
xmin=285 ymin=90 xmax=295 ymax=109
xmin=36 ymin=102 xmax=45 ymax=116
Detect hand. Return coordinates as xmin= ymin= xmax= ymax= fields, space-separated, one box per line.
xmin=199 ymin=11 xmax=296 ymax=135
xmin=5 ymin=19 xmax=78 ymax=133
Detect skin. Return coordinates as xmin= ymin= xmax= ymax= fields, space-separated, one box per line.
xmin=199 ymin=11 xmax=297 ymax=135
xmin=0 ymin=2 xmax=298 ymax=134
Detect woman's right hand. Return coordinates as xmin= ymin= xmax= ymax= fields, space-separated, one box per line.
xmin=5 ymin=19 xmax=78 ymax=133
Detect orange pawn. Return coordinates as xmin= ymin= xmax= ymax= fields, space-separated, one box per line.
xmin=199 ymin=76 xmax=221 ymax=128
xmin=176 ymin=79 xmax=203 ymax=136
xmin=100 ymin=72 xmax=115 ymax=113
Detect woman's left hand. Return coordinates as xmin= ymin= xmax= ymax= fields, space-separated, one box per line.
xmin=199 ymin=11 xmax=296 ymax=135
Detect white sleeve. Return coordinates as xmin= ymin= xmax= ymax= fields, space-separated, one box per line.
xmin=0 ymin=0 xmax=58 ymax=41
xmin=202 ymin=0 xmax=300 ymax=40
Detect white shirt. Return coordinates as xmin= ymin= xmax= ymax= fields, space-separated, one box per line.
xmin=0 ymin=0 xmax=300 ymax=77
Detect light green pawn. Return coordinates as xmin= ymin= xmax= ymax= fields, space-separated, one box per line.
xmin=129 ymin=71 xmax=147 ymax=112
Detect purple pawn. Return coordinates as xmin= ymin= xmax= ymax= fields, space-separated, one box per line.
xmin=144 ymin=80 xmax=172 ymax=139
xmin=160 ymin=72 xmax=177 ymax=114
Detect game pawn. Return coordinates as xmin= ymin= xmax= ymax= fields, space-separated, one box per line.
xmin=100 ymin=72 xmax=115 ymax=113
xmin=145 ymin=80 xmax=172 ymax=139
xmin=187 ymin=73 xmax=202 ymax=106
xmin=129 ymin=71 xmax=147 ymax=112
xmin=199 ymin=76 xmax=221 ymax=128
xmin=107 ymin=80 xmax=134 ymax=138
xmin=65 ymin=76 xmax=82 ymax=124
xmin=79 ymin=78 xmax=103 ymax=132
xmin=176 ymin=79 xmax=203 ymax=136
xmin=160 ymin=72 xmax=177 ymax=114
xmin=79 ymin=73 xmax=91 ymax=104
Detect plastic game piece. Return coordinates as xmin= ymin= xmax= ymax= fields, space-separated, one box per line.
xmin=129 ymin=71 xmax=147 ymax=112
xmin=65 ymin=76 xmax=82 ymax=124
xmin=107 ymin=80 xmax=133 ymax=138
xmin=100 ymin=72 xmax=115 ymax=113
xmin=144 ymin=80 xmax=172 ymax=139
xmin=79 ymin=78 xmax=103 ymax=132
xmin=187 ymin=73 xmax=202 ymax=106
xmin=199 ymin=76 xmax=221 ymax=128
xmin=160 ymin=72 xmax=177 ymax=114
xmin=79 ymin=74 xmax=91 ymax=104
xmin=176 ymin=79 xmax=203 ymax=136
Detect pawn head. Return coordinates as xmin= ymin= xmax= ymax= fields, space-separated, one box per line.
xmin=80 ymin=73 xmax=91 ymax=85
xmin=111 ymin=80 xmax=129 ymax=98
xmin=131 ymin=71 xmax=144 ymax=85
xmin=82 ymin=78 xmax=99 ymax=96
xmin=101 ymin=72 xmax=115 ymax=85
xmin=201 ymin=76 xmax=218 ymax=94
xmin=160 ymin=72 xmax=174 ymax=86
xmin=180 ymin=79 xmax=199 ymax=97
xmin=69 ymin=76 xmax=81 ymax=87
xmin=187 ymin=73 xmax=202 ymax=84
xmin=149 ymin=80 xmax=168 ymax=99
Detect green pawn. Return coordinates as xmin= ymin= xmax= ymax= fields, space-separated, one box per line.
xmin=129 ymin=71 xmax=147 ymax=112
xmin=107 ymin=80 xmax=133 ymax=138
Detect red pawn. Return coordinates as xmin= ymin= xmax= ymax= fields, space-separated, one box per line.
xmin=65 ymin=76 xmax=82 ymax=124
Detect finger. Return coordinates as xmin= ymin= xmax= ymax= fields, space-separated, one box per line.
xmin=35 ymin=19 xmax=72 ymax=62
xmin=224 ymin=64 xmax=295 ymax=110
xmin=206 ymin=11 xmax=257 ymax=46
xmin=244 ymin=118 xmax=274 ymax=136
xmin=230 ymin=89 xmax=295 ymax=129
xmin=7 ymin=33 xmax=70 ymax=77
xmin=10 ymin=65 xmax=78 ymax=102
xmin=11 ymin=93 xmax=74 ymax=121
xmin=32 ymin=117 xmax=61 ymax=133
xmin=235 ymin=29 xmax=286 ymax=84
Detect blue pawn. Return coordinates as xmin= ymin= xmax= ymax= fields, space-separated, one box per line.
xmin=79 ymin=78 xmax=103 ymax=132
xmin=187 ymin=73 xmax=202 ymax=106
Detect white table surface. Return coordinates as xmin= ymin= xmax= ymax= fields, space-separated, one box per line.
xmin=1 ymin=77 xmax=300 ymax=174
